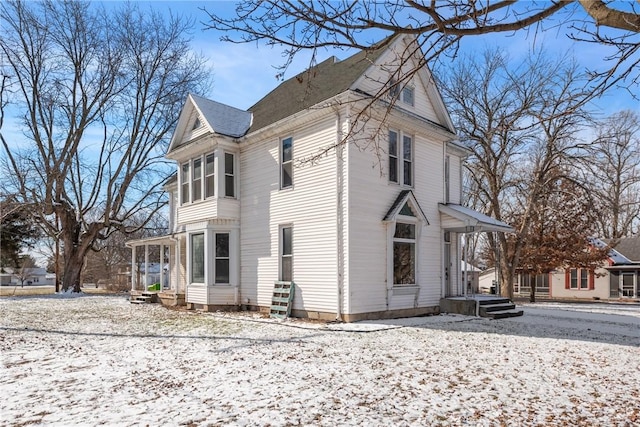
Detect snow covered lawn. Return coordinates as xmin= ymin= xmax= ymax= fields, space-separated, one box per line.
xmin=1 ymin=295 xmax=638 ymax=426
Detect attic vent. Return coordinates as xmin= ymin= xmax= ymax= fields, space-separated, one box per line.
xmin=399 ymin=202 xmax=415 ymax=216
xmin=192 ymin=117 xmax=202 ymax=130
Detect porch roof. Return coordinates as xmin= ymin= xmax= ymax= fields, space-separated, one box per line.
xmin=438 ymin=203 xmax=514 ymax=233
xmin=126 ymin=234 xmax=177 ymax=248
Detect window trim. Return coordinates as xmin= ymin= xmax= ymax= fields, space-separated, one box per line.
xmin=280 ymin=225 xmax=293 ymax=282
xmin=224 ymin=152 xmax=236 ymax=198
xmin=192 ymin=157 xmax=202 ymax=202
xmin=280 ymin=136 xmax=293 ymax=190
xmin=205 ymin=153 xmax=215 ymax=199
xmin=214 ymin=232 xmax=230 ymax=284
xmin=565 ymin=268 xmax=594 ymax=290
xmin=181 ymin=162 xmax=190 ymax=205
xmin=189 ymin=232 xmax=205 ymax=284
xmin=388 ymin=129 xmax=413 ymax=187
xmin=401 ymin=86 xmax=415 ymax=106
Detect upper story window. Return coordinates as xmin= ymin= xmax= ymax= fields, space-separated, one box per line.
xmin=281 ymin=136 xmax=293 ymax=189
xmin=180 ymin=151 xmax=238 ymax=205
xmin=205 ymin=153 xmax=215 ymax=198
xmin=181 ymin=163 xmax=190 ymax=204
xmin=388 ymin=130 xmax=413 ymax=187
xmin=225 ymin=153 xmax=235 ymax=197
xmin=192 ymin=117 xmax=201 ymax=130
xmin=444 ymin=155 xmax=450 ymax=203
xmin=192 ymin=158 xmax=202 ymax=202
xmin=401 ymin=87 xmax=414 ymax=106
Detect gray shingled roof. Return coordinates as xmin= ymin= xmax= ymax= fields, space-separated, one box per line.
xmin=190 ymin=93 xmax=252 ymax=138
xmin=248 ymin=44 xmax=389 ymax=133
xmin=605 ymin=237 xmax=640 ymax=263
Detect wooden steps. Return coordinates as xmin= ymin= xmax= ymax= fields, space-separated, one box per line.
xmin=270 ymin=281 xmax=295 ymax=319
xmin=130 ymin=291 xmax=157 ymax=304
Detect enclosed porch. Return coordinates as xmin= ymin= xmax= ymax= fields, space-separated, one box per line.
xmin=126 ymin=235 xmax=186 ymax=307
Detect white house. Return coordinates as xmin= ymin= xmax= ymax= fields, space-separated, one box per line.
xmin=127 ymin=34 xmax=512 ymax=321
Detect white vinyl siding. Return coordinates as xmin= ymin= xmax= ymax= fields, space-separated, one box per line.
xmin=240 ymin=114 xmax=339 ymax=314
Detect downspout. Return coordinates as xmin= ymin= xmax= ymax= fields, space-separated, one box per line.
xmin=335 ymin=106 xmax=345 ymax=322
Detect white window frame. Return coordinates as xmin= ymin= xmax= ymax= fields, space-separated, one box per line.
xmin=224 ymin=152 xmax=235 ymax=198
xmin=280 ymin=225 xmax=293 ymax=282
xmin=401 ymin=86 xmax=414 ymax=106
xmin=192 ymin=157 xmax=202 ymax=202
xmin=181 ymin=162 xmax=190 ymax=205
xmin=392 ymin=220 xmax=417 ymax=287
xmin=388 ymin=129 xmax=413 ymax=187
xmin=205 ymin=152 xmax=215 ymax=198
xmin=214 ymin=232 xmax=230 ymax=284
xmin=280 ymin=136 xmax=293 ymax=189
xmin=189 ymin=232 xmax=205 ymax=284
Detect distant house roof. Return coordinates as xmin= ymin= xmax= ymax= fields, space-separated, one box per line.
xmin=600 ymin=237 xmax=640 ymax=264
xmin=190 ymin=94 xmax=253 ymax=138
xmin=248 ymin=43 xmax=389 ymax=133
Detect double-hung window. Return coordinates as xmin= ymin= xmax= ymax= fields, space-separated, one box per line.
xmin=567 ymin=268 xmax=592 ymax=290
xmin=205 ymin=153 xmax=215 ymax=198
xmin=280 ymin=226 xmax=293 ymax=281
xmin=181 ymin=163 xmax=190 ymax=204
xmin=401 ymin=87 xmax=414 ymax=106
xmin=388 ymin=130 xmax=413 ymax=186
xmin=225 ymin=153 xmax=235 ymax=197
xmin=190 ymin=233 xmax=205 ymax=283
xmin=393 ymin=221 xmax=416 ymax=286
xmin=281 ymin=137 xmax=293 ymax=189
xmin=215 ymin=233 xmax=230 ymax=284
xmin=192 ymin=158 xmax=202 ymax=202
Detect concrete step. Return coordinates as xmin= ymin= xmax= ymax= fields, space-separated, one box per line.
xmin=480 ymin=302 xmax=516 ymax=313
xmin=482 ymin=309 xmax=524 ymax=319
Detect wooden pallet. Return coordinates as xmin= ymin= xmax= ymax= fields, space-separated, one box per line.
xmin=270 ymin=281 xmax=295 ymax=319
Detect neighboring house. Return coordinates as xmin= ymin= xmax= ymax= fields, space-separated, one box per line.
xmin=480 ymin=237 xmax=640 ymax=301
xmin=0 ymin=267 xmax=54 ymax=286
xmin=127 ymin=34 xmax=512 ymax=321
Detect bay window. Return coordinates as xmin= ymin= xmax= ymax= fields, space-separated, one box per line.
xmin=192 ymin=158 xmax=202 ymax=202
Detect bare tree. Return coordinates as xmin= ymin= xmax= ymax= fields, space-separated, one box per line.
xmin=203 ymin=1 xmax=639 ymax=98
xmin=440 ymin=48 xmax=595 ymax=298
xmin=0 ymin=1 xmax=210 ymax=292
xmin=12 ymin=254 xmax=37 ymax=287
xmin=581 ymin=110 xmax=640 ymax=238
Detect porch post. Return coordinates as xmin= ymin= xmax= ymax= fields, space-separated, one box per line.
xmin=176 ymin=238 xmax=181 ymax=294
xmin=144 ymin=245 xmax=149 ymax=291
xmin=160 ymin=244 xmax=165 ymax=291
xmin=131 ymin=246 xmax=136 ymax=291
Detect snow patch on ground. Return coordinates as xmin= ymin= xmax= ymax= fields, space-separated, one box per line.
xmin=1 ymin=295 xmax=638 ymax=426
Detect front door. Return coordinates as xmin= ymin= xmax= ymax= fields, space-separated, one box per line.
xmin=444 ymin=232 xmax=452 ymax=296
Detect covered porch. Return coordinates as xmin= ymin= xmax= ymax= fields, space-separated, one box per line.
xmin=438 ymin=203 xmax=522 ymax=317
xmin=126 ymin=234 xmax=186 ymax=306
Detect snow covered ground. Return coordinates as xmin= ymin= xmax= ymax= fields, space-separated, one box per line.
xmin=1 ymin=295 xmax=638 ymax=426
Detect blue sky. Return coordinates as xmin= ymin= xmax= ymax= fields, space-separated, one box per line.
xmin=154 ymin=1 xmax=638 ymax=117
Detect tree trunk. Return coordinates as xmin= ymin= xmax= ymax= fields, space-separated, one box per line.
xmin=61 ymin=249 xmax=85 ymax=293
xmin=529 ymin=282 xmax=536 ymax=303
